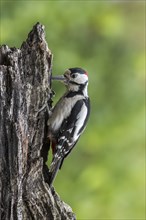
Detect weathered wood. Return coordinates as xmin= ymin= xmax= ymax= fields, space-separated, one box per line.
xmin=0 ymin=23 xmax=76 ymax=220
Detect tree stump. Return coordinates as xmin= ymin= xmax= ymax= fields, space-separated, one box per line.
xmin=0 ymin=23 xmax=76 ymax=220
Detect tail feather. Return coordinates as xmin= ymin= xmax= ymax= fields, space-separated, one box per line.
xmin=49 ymin=156 xmax=62 ymax=186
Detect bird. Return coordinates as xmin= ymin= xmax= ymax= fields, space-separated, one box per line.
xmin=47 ymin=67 xmax=90 ymax=186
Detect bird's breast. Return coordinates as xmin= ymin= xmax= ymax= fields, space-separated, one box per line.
xmin=47 ymin=95 xmax=83 ymax=134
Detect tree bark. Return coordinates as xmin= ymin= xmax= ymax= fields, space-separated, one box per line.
xmin=0 ymin=23 xmax=76 ymax=220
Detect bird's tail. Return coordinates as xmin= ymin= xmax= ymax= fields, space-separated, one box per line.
xmin=49 ymin=155 xmax=62 ymax=187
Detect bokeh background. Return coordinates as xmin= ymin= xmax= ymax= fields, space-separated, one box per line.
xmin=1 ymin=1 xmax=145 ymax=219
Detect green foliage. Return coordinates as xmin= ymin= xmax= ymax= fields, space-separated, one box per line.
xmin=1 ymin=1 xmax=145 ymax=219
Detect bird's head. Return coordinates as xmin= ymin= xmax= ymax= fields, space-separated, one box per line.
xmin=63 ymin=67 xmax=88 ymax=87
xmin=52 ymin=67 xmax=89 ymax=95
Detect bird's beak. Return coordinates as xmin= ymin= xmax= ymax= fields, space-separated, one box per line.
xmin=51 ymin=75 xmax=65 ymax=81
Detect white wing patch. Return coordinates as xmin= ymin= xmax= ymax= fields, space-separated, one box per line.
xmin=73 ymin=103 xmax=87 ymax=141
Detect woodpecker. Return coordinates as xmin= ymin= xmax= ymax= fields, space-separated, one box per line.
xmin=48 ymin=67 xmax=90 ymax=186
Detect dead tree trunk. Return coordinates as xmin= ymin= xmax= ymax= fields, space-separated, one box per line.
xmin=0 ymin=23 xmax=76 ymax=220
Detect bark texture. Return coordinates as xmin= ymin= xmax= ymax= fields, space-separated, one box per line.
xmin=0 ymin=23 xmax=76 ymax=220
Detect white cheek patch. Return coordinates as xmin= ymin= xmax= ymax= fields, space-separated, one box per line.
xmin=75 ymin=74 xmax=88 ymax=84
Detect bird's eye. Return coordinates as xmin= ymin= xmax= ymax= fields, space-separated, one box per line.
xmin=71 ymin=73 xmax=76 ymax=78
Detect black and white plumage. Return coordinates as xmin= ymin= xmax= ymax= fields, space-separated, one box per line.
xmin=48 ymin=67 xmax=90 ymax=186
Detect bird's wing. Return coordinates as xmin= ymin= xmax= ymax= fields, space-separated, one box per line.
xmin=53 ymin=98 xmax=90 ymax=165
xmin=57 ymin=97 xmax=90 ymax=152
xmin=49 ymin=98 xmax=90 ymax=186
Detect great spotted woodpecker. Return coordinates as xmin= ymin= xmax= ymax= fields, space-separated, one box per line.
xmin=48 ymin=67 xmax=90 ymax=186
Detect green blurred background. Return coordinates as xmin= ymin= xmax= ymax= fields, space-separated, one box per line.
xmin=1 ymin=1 xmax=145 ymax=219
